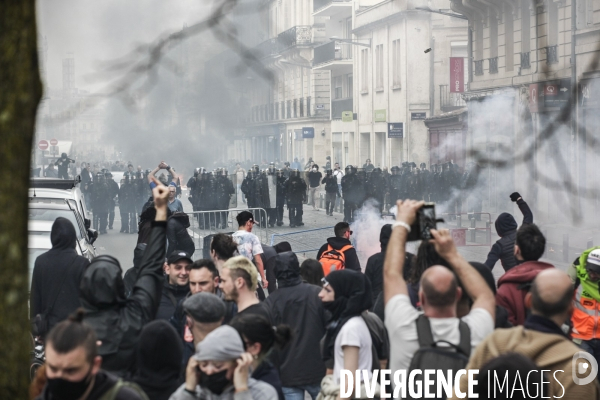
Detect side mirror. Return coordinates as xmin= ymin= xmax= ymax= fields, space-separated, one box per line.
xmin=84 ymin=218 xmax=91 ymax=230
xmin=87 ymin=229 xmax=98 ymax=244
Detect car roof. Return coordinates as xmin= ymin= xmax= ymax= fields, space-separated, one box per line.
xmin=30 ymin=177 xmax=81 ymax=190
xmin=28 ymin=220 xmax=54 ymax=231
xmin=28 ymin=235 xmax=53 ymax=250
xmin=29 ymin=187 xmax=79 ymax=198
xmin=29 ymin=202 xmax=72 ymax=210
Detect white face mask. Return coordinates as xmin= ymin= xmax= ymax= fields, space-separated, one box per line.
xmin=312 ymin=168 xmax=317 ymax=172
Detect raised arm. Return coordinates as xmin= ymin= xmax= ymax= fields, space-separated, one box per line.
xmin=510 ymin=192 xmax=532 ymax=225
xmin=128 ymin=177 xmax=169 ymax=321
xmin=384 ymin=200 xmax=423 ymax=305
xmin=430 ymin=229 xmax=495 ymax=319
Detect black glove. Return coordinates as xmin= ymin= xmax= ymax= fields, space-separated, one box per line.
xmin=510 ymin=192 xmax=521 ymax=202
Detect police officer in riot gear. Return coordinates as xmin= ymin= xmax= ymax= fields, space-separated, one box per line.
xmin=341 ymin=165 xmax=360 ymax=223
xmin=91 ymin=172 xmax=110 ymax=234
xmin=275 ymin=169 xmax=286 ymax=226
xmin=55 ymin=152 xmax=75 ymax=179
xmin=118 ymin=174 xmax=137 ymax=233
xmin=216 ymin=168 xmax=235 ymax=229
xmin=105 ymin=171 xmax=119 ymax=230
xmin=388 ymin=166 xmax=402 ymax=205
xmin=366 ymin=167 xmax=387 ymax=213
xmin=266 ymin=166 xmax=278 ymax=228
xmin=322 ymin=169 xmax=339 ymax=216
xmin=420 ymin=163 xmax=431 ymax=201
xmin=285 ymin=169 xmax=306 ymax=227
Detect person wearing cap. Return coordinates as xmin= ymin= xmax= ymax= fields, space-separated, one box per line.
xmin=171 ymin=325 xmax=278 ymax=400
xmin=232 ymin=211 xmax=268 ymax=289
xmin=569 ymin=245 xmax=600 ymax=362
xmin=155 ymin=250 xmax=192 ymax=321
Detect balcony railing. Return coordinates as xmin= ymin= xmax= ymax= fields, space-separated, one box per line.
xmin=256 ymin=38 xmax=279 ymax=59
xmin=278 ymin=26 xmax=312 ymax=51
xmin=546 ymin=45 xmax=558 ymax=64
xmin=440 ymin=85 xmax=466 ymax=111
xmin=474 ymin=60 xmax=484 ymax=76
xmin=489 ymin=57 xmax=498 ymax=74
xmin=332 ymin=98 xmax=353 ymax=119
xmin=520 ymin=52 xmax=531 ymax=69
xmin=313 ymin=41 xmax=353 ymax=66
xmin=249 ymin=97 xmax=318 ymax=123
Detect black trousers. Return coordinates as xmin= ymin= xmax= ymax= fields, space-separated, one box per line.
xmin=343 ymin=200 xmax=358 ymax=223
xmin=120 ymin=212 xmax=129 ymax=232
xmin=108 ymin=206 xmax=115 ymax=228
xmin=276 ymin=203 xmax=284 ymax=224
xmin=128 ymin=212 xmax=138 ymax=233
xmin=267 ymin=208 xmax=277 ymax=226
xmin=288 ymin=204 xmax=303 ymax=225
xmin=95 ymin=212 xmax=108 ymax=233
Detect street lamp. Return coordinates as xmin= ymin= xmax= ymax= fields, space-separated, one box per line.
xmin=414 ymin=6 xmax=468 ymax=20
xmin=330 ymin=36 xmax=371 ymax=48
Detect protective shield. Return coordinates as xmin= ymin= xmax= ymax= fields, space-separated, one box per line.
xmin=266 ymin=174 xmax=277 ymax=209
xmin=228 ymin=174 xmax=237 ymax=208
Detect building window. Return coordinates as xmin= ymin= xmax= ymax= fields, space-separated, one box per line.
xmin=392 ymin=39 xmax=401 ymax=89
xmin=521 ymin=1 xmax=530 ymax=55
xmin=546 ymin=45 xmax=558 ymax=64
xmin=490 ymin=13 xmax=498 ymax=60
xmin=361 ymin=48 xmax=369 ymax=94
xmin=489 ymin=57 xmax=498 ymax=74
xmin=334 ymin=76 xmax=343 ymax=99
xmin=505 ymin=10 xmax=514 ymax=72
xmin=375 ymin=44 xmax=383 ymax=92
xmin=347 ymin=74 xmax=353 ymax=98
xmin=474 ymin=60 xmax=484 ymax=76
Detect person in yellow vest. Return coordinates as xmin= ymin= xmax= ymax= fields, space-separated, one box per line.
xmin=569 ymin=247 xmax=600 ymax=362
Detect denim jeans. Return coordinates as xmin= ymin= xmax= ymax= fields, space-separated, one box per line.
xmin=580 ymin=339 xmax=600 ymax=367
xmin=282 ymin=384 xmax=322 ymax=400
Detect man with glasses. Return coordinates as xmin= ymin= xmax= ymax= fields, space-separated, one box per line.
xmin=569 ymin=247 xmax=600 ymax=365
xmin=316 ymin=222 xmax=361 ymax=273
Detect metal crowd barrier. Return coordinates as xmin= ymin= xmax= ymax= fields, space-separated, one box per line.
xmin=270 ymin=226 xmax=335 ymax=259
xmin=185 ymin=208 xmax=269 ymax=259
xmin=438 ymin=212 xmax=492 ymax=247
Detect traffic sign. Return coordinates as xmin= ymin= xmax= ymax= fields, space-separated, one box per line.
xmin=38 ymin=140 xmax=49 ymax=150
xmin=50 ymin=138 xmax=58 ymax=146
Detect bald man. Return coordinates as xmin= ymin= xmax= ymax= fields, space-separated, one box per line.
xmin=383 ymin=200 xmax=495 ymax=377
xmin=452 ymin=269 xmax=599 ymax=399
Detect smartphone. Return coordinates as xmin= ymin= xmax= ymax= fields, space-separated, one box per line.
xmin=419 ymin=203 xmax=437 ymax=240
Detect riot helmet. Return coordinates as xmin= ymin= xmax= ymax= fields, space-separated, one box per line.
xmin=326 ymin=169 xmax=333 ymax=176
xmin=290 ymin=169 xmax=300 ymax=178
xmin=61 ymin=152 xmax=68 ymax=158
xmin=194 ymin=168 xmax=201 ymax=177
xmin=276 ymin=169 xmax=284 ymax=178
xmin=420 ymin=162 xmax=427 ymax=170
xmin=105 ymin=171 xmax=113 ymax=179
xmin=391 ymin=166 xmax=400 ymax=175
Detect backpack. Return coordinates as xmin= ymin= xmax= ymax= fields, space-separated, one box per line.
xmin=319 ymin=244 xmax=353 ymax=276
xmin=406 ymin=315 xmax=471 ymax=400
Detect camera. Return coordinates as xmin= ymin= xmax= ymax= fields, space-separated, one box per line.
xmin=406 ymin=203 xmax=443 ymax=241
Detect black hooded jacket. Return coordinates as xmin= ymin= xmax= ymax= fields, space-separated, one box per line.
xmin=484 ymin=198 xmax=533 ymax=272
xmin=364 ymin=225 xmax=392 ymax=302
xmin=81 ymin=220 xmax=167 ymax=377
xmin=166 ymin=213 xmax=195 ymax=256
xmin=264 ymin=252 xmax=327 ymax=387
xmin=317 ymin=237 xmax=361 ymax=272
xmin=155 ymin=277 xmax=190 ymax=321
xmin=130 ymin=320 xmax=182 ymax=400
xmin=123 ymin=243 xmax=147 ymax=298
xmin=30 ymin=217 xmax=90 ymax=334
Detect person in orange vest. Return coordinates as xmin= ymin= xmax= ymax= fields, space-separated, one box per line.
xmin=569 ymin=247 xmax=600 ymax=363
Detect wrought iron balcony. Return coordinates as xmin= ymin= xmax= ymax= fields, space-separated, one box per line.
xmin=440 ymin=85 xmax=466 ymax=111
xmin=278 ymin=26 xmax=312 ymax=51
xmin=546 ymin=45 xmax=558 ymax=64
xmin=474 ymin=60 xmax=484 ymax=76
xmin=256 ymin=38 xmax=279 ymax=59
xmin=332 ymin=98 xmax=353 ymax=119
xmin=520 ymin=52 xmax=531 ymax=69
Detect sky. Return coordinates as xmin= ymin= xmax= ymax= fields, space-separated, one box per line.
xmin=36 ymin=0 xmax=213 ymax=92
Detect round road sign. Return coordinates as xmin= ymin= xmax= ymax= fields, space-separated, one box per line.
xmin=50 ymin=138 xmax=58 ymax=146
xmin=38 ymin=140 xmax=49 ymax=151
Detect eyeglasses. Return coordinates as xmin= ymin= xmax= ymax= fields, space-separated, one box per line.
xmin=348 ymin=230 xmax=353 ymax=235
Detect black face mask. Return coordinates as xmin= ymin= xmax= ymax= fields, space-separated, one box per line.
xmin=323 ymin=296 xmax=348 ymax=322
xmin=200 ymin=370 xmax=231 ymax=395
xmin=46 ymin=367 xmax=93 ymax=400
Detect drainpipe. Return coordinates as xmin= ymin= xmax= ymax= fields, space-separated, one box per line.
xmin=571 ymin=0 xmax=577 ymax=188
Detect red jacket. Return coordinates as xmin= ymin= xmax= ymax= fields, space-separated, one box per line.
xmin=495 ymin=261 xmax=555 ymax=326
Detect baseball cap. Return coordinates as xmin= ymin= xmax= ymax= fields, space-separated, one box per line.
xmin=167 ymin=250 xmax=193 ymax=265
xmin=236 ymin=211 xmax=254 ymax=226
xmin=587 ymin=249 xmax=600 ymax=273
xmin=183 ymin=292 xmax=226 ymax=323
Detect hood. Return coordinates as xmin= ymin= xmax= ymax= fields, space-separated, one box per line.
xmin=495 ymin=213 xmax=517 ymax=237
xmin=80 ymin=255 xmax=126 ymax=310
xmin=50 ymin=217 xmax=77 ymax=250
xmin=170 ymin=212 xmax=190 ymax=228
xmin=274 ymin=251 xmax=302 ymax=288
xmin=379 ymin=224 xmax=392 ymax=251
xmin=326 ymin=270 xmax=373 ymax=318
xmin=132 ymin=243 xmax=147 ymax=270
xmin=497 ymin=261 xmax=555 ymax=287
xmin=133 ymin=320 xmax=182 ymax=389
xmin=326 ymin=236 xmax=353 ymax=250
xmin=469 ymin=262 xmax=497 ymax=294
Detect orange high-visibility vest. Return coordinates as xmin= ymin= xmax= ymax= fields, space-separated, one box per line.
xmin=571 ymin=284 xmax=600 ymax=341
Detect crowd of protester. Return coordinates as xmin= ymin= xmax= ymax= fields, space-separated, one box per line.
xmin=29 ymin=184 xmax=600 ymax=399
